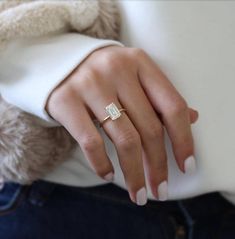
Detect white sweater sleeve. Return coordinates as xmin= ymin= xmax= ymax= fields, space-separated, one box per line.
xmin=0 ymin=33 xmax=124 ymax=127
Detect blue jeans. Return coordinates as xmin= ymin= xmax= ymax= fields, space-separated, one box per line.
xmin=0 ymin=180 xmax=235 ymax=239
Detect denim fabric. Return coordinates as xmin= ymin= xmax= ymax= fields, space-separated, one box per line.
xmin=0 ymin=180 xmax=235 ymax=239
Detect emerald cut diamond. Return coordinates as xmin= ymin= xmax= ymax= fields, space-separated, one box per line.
xmin=105 ymin=103 xmax=121 ymax=120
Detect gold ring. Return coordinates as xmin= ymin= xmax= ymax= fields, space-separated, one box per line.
xmin=99 ymin=102 xmax=127 ymax=127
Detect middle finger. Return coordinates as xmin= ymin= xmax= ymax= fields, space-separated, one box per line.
xmin=117 ymin=74 xmax=168 ymax=201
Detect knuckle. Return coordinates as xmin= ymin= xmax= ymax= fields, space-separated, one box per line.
xmin=81 ymin=135 xmax=103 ymax=153
xmin=145 ymin=123 xmax=164 ymax=140
xmin=47 ymin=87 xmax=74 ymax=119
xmin=129 ymin=47 xmax=146 ymax=59
xmin=81 ymin=67 xmax=99 ymax=81
xmin=77 ymin=68 xmax=101 ymax=90
xmin=89 ymin=48 xmax=141 ymax=76
xmin=168 ymin=97 xmax=188 ymax=116
xmin=100 ymin=51 xmax=125 ymax=71
xmin=116 ymin=130 xmax=141 ymax=150
xmin=49 ymin=87 xmax=70 ymax=106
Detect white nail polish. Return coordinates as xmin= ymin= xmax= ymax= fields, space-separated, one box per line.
xmin=184 ymin=156 xmax=196 ymax=174
xmin=104 ymin=172 xmax=114 ymax=182
xmin=158 ymin=181 xmax=168 ymax=201
xmin=136 ymin=187 xmax=147 ymax=206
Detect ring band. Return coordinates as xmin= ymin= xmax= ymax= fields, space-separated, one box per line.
xmin=99 ymin=102 xmax=127 ymax=127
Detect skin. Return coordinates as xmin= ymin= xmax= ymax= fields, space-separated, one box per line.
xmin=46 ymin=46 xmax=199 ymax=204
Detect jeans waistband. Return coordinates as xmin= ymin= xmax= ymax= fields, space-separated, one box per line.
xmin=23 ymin=180 xmax=234 ymax=215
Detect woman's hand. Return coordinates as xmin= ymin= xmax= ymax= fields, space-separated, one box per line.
xmin=46 ymin=46 xmax=199 ymax=205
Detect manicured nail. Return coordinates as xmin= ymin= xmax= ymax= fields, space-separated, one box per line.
xmin=104 ymin=172 xmax=114 ymax=182
xmin=136 ymin=187 xmax=147 ymax=206
xmin=184 ymin=156 xmax=196 ymax=174
xmin=157 ymin=181 xmax=168 ymax=201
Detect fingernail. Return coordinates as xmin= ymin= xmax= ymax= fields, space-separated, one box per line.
xmin=184 ymin=155 xmax=196 ymax=174
xmin=136 ymin=187 xmax=147 ymax=206
xmin=157 ymin=180 xmax=168 ymax=201
xmin=104 ymin=172 xmax=114 ymax=182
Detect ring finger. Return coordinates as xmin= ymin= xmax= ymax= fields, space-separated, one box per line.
xmin=82 ymin=91 xmax=147 ymax=205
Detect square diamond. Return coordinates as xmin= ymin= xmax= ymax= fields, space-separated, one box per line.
xmin=105 ymin=103 xmax=121 ymax=120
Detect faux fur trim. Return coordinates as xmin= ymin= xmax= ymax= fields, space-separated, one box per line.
xmin=0 ymin=0 xmax=121 ymax=183
xmin=0 ymin=97 xmax=76 ymax=184
xmin=0 ymin=0 xmax=121 ymax=50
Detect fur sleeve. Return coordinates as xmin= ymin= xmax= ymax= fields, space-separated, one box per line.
xmin=0 ymin=0 xmax=121 ymax=184
xmin=0 ymin=0 xmax=121 ymax=50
